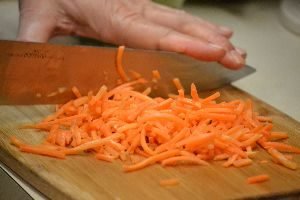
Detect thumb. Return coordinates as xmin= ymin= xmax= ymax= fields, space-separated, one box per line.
xmin=17 ymin=14 xmax=56 ymax=42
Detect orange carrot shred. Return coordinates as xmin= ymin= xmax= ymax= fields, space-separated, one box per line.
xmin=95 ymin=153 xmax=114 ymax=162
xmin=20 ymin=145 xmax=65 ymax=159
xmin=233 ymin=158 xmax=252 ymax=167
xmin=152 ymin=70 xmax=161 ymax=81
xmin=123 ymin=150 xmax=180 ymax=172
xmin=247 ymin=174 xmax=270 ymax=184
xmin=172 ymin=78 xmax=183 ymax=91
xmin=116 ymin=46 xmax=129 ymax=82
xmin=72 ymin=86 xmax=82 ymax=98
xmin=129 ymin=70 xmax=142 ymax=80
xmin=159 ymin=178 xmax=179 ymax=187
xmin=10 ymin=136 xmax=24 ymax=148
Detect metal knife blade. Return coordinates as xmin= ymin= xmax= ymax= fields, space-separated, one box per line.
xmin=0 ymin=40 xmax=255 ymax=105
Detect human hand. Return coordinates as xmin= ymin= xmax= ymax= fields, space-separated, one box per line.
xmin=17 ymin=0 xmax=246 ymax=69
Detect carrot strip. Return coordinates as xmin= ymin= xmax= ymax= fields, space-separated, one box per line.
xmin=155 ymin=128 xmax=189 ymax=154
xmin=35 ymin=114 xmax=87 ymax=129
xmin=64 ymin=133 xmax=123 ymax=155
xmin=267 ymin=148 xmax=297 ymax=170
xmin=116 ymin=46 xmax=129 ymax=82
xmin=20 ymin=145 xmax=65 ymax=159
xmin=95 ymin=153 xmax=115 ymax=162
xmin=201 ymin=92 xmax=220 ymax=103
xmin=142 ymin=87 xmax=152 ymax=96
xmin=233 ymin=158 xmax=252 ymax=167
xmin=256 ymin=116 xmax=272 ymax=122
xmin=190 ymin=83 xmax=200 ymax=101
xmin=172 ymin=78 xmax=183 ymax=91
xmin=126 ymin=134 xmax=140 ymax=153
xmin=241 ymin=134 xmax=263 ymax=147
xmin=191 ymin=112 xmax=236 ymax=121
xmin=161 ymin=155 xmax=209 ymax=167
xmin=72 ymin=86 xmax=82 ymax=98
xmin=140 ymin=113 xmax=185 ymax=128
xmin=90 ymin=85 xmax=107 ymax=105
xmin=140 ymin=128 xmax=155 ymax=155
xmin=176 ymin=133 xmax=215 ymax=150
xmin=222 ymin=154 xmax=238 ymax=167
xmin=159 ymin=178 xmax=179 ymax=186
xmin=152 ymin=70 xmax=161 ymax=80
xmin=247 ymin=174 xmax=270 ymax=184
xmin=117 ymin=123 xmax=138 ymax=133
xmin=263 ymin=142 xmax=300 ymax=154
xmin=259 ymin=160 xmax=269 ymax=164
xmin=10 ymin=136 xmax=24 ymax=148
xmin=269 ymin=132 xmax=289 ymax=141
xmin=123 ymin=149 xmax=180 ymax=172
xmin=213 ymin=153 xmax=229 ymax=161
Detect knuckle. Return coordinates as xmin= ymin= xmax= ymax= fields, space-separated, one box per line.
xmin=157 ymin=30 xmax=176 ymax=50
xmin=213 ymin=36 xmax=232 ymax=49
xmin=110 ymin=4 xmax=142 ymax=45
xmin=181 ymin=22 xmax=197 ymax=33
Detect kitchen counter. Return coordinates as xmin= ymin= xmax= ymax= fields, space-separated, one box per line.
xmin=0 ymin=0 xmax=299 ymax=199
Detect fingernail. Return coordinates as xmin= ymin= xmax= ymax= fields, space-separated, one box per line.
xmin=230 ymin=51 xmax=244 ymax=65
xmin=235 ymin=48 xmax=247 ymax=58
xmin=220 ymin=26 xmax=233 ymax=33
xmin=208 ymin=43 xmax=225 ymax=51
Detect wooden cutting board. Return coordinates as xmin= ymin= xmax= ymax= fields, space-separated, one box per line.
xmin=0 ymin=85 xmax=300 ymax=200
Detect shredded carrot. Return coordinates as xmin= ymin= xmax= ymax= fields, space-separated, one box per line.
xmin=263 ymin=142 xmax=300 ymax=154
xmin=161 ymin=155 xmax=209 ymax=166
xmin=72 ymin=86 xmax=82 ymax=98
xmin=233 ymin=158 xmax=252 ymax=167
xmin=11 ymin=45 xmax=300 ymax=179
xmin=36 ymin=93 xmax=42 ymax=98
xmin=269 ymin=132 xmax=289 ymax=141
xmin=267 ymin=148 xmax=297 ymax=170
xmin=20 ymin=145 xmax=65 ymax=159
xmin=152 ymin=70 xmax=161 ymax=81
xmin=123 ymin=150 xmax=180 ymax=172
xmin=63 ymin=133 xmax=124 ymax=155
xmin=95 ymin=153 xmax=114 ymax=162
xmin=247 ymin=174 xmax=270 ymax=184
xmin=191 ymin=83 xmax=200 ymax=101
xmin=223 ymin=154 xmax=238 ymax=167
xmin=259 ymin=160 xmax=269 ymax=164
xmin=58 ymin=87 xmax=67 ymax=94
xmin=116 ymin=46 xmax=129 ymax=82
xmin=129 ymin=70 xmax=142 ymax=80
xmin=47 ymin=91 xmax=58 ymax=97
xmin=172 ymin=78 xmax=183 ymax=91
xmin=10 ymin=136 xmax=24 ymax=148
xmin=159 ymin=178 xmax=179 ymax=187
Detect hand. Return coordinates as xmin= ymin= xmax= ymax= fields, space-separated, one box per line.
xmin=17 ymin=0 xmax=246 ymax=69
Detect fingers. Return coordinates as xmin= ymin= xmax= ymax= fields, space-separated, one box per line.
xmin=142 ymin=3 xmax=246 ymax=69
xmin=17 ymin=0 xmax=59 ymax=42
xmin=112 ymin=16 xmax=225 ymax=62
xmin=158 ymin=31 xmax=226 ymax=61
xmin=219 ymin=50 xmax=245 ymax=69
xmin=144 ymin=4 xmax=233 ymax=38
xmin=17 ymin=16 xmax=55 ymax=42
xmin=235 ymin=47 xmax=247 ymax=58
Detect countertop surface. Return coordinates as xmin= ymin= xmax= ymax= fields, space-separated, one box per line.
xmin=0 ymin=0 xmax=299 ymax=199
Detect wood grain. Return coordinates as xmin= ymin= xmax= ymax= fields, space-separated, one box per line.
xmin=1 ymin=85 xmax=300 ymax=200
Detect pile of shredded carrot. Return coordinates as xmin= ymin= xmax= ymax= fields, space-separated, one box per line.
xmin=10 ymin=46 xmax=299 ymax=183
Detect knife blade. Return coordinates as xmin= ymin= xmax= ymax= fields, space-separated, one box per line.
xmin=0 ymin=40 xmax=255 ymax=105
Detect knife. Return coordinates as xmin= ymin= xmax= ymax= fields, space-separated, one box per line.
xmin=0 ymin=40 xmax=255 ymax=105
